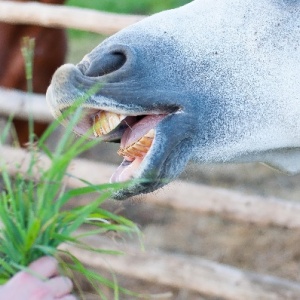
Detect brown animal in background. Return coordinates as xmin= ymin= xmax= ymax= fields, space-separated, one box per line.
xmin=0 ymin=0 xmax=67 ymax=146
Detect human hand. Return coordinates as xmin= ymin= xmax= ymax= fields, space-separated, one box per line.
xmin=0 ymin=256 xmax=76 ymax=300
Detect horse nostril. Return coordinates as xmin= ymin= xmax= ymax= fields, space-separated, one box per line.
xmin=83 ymin=51 xmax=127 ymax=78
xmin=77 ymin=59 xmax=90 ymax=74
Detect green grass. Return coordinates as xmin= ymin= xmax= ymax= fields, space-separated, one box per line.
xmin=0 ymin=38 xmax=142 ymax=299
xmin=0 ymin=99 xmax=142 ymax=299
xmin=66 ymin=0 xmax=192 ymax=15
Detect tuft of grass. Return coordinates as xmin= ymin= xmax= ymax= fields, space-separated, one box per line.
xmin=0 ymin=99 xmax=142 ymax=299
xmin=0 ymin=38 xmax=142 ymax=299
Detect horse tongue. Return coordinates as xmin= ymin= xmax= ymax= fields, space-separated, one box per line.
xmin=111 ymin=115 xmax=166 ymax=183
xmin=121 ymin=115 xmax=166 ymax=149
xmin=110 ymin=157 xmax=143 ymax=183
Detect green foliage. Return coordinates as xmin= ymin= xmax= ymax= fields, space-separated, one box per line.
xmin=66 ymin=0 xmax=192 ymax=15
xmin=21 ymin=37 xmax=34 ymax=144
xmin=0 ymin=39 xmax=142 ymax=299
xmin=0 ymin=103 xmax=141 ymax=298
xmin=66 ymin=0 xmax=192 ymax=40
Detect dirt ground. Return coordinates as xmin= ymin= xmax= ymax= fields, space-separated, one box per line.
xmin=71 ymin=140 xmax=300 ymax=300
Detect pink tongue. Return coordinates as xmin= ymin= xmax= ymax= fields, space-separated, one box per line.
xmin=121 ymin=114 xmax=166 ymax=148
xmin=110 ymin=157 xmax=143 ymax=183
xmin=110 ymin=114 xmax=166 ymax=183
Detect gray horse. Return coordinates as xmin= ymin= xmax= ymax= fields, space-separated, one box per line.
xmin=47 ymin=0 xmax=300 ymax=199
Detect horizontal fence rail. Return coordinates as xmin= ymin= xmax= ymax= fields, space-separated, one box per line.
xmin=1 ymin=145 xmax=300 ymax=229
xmin=0 ymin=87 xmax=52 ymax=122
xmin=60 ymin=233 xmax=300 ymax=300
xmin=0 ymin=1 xmax=145 ymax=35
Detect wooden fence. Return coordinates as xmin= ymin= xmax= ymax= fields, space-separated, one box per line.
xmin=0 ymin=1 xmax=144 ymax=35
xmin=0 ymin=2 xmax=299 ymax=299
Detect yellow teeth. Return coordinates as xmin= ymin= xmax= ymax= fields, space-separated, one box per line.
xmin=93 ymin=111 xmax=126 ymax=136
xmin=117 ymin=129 xmax=155 ymax=159
xmin=93 ymin=111 xmax=155 ymax=159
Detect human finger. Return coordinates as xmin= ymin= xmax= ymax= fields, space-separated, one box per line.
xmin=46 ymin=276 xmax=73 ymax=297
xmin=28 ymin=256 xmax=58 ymax=278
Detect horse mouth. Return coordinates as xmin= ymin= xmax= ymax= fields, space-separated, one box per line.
xmin=80 ymin=110 xmax=167 ymax=183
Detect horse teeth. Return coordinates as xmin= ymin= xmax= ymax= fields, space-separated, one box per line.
xmin=93 ymin=111 xmax=126 ymax=137
xmin=118 ymin=129 xmax=155 ymax=159
xmin=93 ymin=111 xmax=155 ymax=159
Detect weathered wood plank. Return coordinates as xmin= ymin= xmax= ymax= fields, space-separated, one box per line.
xmin=61 ymin=234 xmax=300 ymax=300
xmin=0 ymin=88 xmax=52 ymax=122
xmin=0 ymin=1 xmax=144 ymax=35
xmin=1 ymin=145 xmax=300 ymax=229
